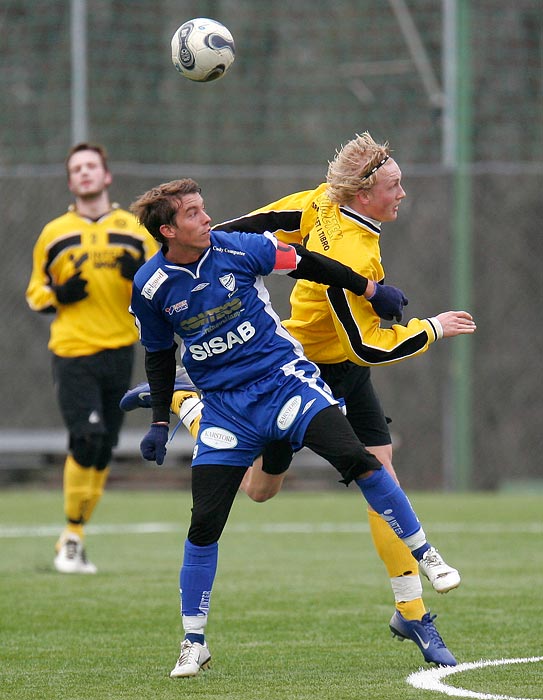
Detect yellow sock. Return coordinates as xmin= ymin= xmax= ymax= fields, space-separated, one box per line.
xmin=187 ymin=414 xmax=200 ymax=440
xmin=56 ymin=524 xmax=84 ymax=551
xmin=63 ymin=455 xmax=93 ymax=524
xmin=81 ymin=466 xmax=110 ymax=524
xmin=396 ymin=599 xmax=426 ymax=620
xmin=56 ymin=455 xmax=93 ymax=549
xmin=171 ymin=390 xmax=202 ymax=439
xmin=367 ymin=507 xmax=426 ymax=620
xmin=171 ymin=389 xmax=198 ymax=416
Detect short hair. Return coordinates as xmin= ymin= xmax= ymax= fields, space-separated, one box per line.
xmin=65 ymin=142 xmax=110 ymax=176
xmin=326 ymin=132 xmax=391 ymax=205
xmin=130 ymin=178 xmax=201 ymax=244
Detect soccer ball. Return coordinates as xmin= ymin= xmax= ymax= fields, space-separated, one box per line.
xmin=171 ymin=18 xmax=235 ymax=83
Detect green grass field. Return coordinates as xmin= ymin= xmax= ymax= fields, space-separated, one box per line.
xmin=1 ymin=488 xmax=541 ymax=700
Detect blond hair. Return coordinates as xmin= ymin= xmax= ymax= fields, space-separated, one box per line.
xmin=326 ymin=132 xmax=390 ymax=205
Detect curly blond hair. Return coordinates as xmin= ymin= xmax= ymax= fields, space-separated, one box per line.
xmin=326 ymin=132 xmax=390 ymax=205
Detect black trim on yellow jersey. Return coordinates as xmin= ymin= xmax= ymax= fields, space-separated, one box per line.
xmin=327 ymin=287 xmax=431 ymax=364
xmin=47 ymin=235 xmax=83 ymax=267
xmin=218 ymin=210 xmax=302 ymax=235
xmin=108 ymin=233 xmax=146 ymax=255
xmin=339 ymin=207 xmax=381 ymax=234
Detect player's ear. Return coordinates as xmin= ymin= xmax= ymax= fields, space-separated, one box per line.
xmin=159 ymin=223 xmax=175 ymax=240
xmin=104 ymin=170 xmax=113 ymax=187
xmin=355 ymin=189 xmax=371 ymax=206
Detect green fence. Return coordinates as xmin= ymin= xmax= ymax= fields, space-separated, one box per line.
xmin=1 ymin=0 xmax=542 ymax=490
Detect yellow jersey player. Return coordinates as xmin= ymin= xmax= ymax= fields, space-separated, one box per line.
xmin=26 ymin=142 xmax=158 ymax=574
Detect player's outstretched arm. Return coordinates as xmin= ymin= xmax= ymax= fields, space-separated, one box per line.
xmin=435 ymin=310 xmax=477 ymax=337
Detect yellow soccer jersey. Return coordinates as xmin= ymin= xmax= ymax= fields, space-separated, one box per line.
xmin=218 ymin=184 xmax=441 ymax=366
xmin=26 ymin=205 xmax=159 ymax=357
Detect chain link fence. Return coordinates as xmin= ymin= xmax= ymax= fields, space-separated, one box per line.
xmin=1 ymin=0 xmax=542 ymax=489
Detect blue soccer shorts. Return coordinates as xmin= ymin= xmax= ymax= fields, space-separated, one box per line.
xmin=192 ymin=358 xmax=338 ymax=468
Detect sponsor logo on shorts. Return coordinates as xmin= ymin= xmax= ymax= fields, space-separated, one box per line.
xmin=142 ymin=268 xmax=168 ymax=299
xmin=277 ymin=395 xmax=302 ymax=431
xmin=200 ymin=427 xmax=238 ymax=449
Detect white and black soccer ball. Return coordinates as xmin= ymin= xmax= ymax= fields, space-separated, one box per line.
xmin=171 ymin=18 xmax=235 ymax=83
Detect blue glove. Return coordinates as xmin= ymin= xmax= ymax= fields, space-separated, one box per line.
xmin=368 ymin=283 xmax=408 ymax=322
xmin=140 ymin=423 xmax=169 ymax=465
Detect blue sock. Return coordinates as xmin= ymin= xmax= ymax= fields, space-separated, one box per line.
xmin=185 ymin=633 xmax=205 ymax=645
xmin=180 ymin=540 xmax=218 ymax=617
xmin=355 ymin=468 xmax=421 ymax=540
xmin=411 ymin=543 xmax=431 ymax=560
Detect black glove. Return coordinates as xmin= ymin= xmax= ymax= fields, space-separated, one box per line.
xmin=117 ymin=250 xmax=144 ymax=280
xmin=368 ymin=283 xmax=408 ymax=322
xmin=140 ymin=423 xmax=169 ymax=465
xmin=53 ymin=271 xmax=88 ymax=304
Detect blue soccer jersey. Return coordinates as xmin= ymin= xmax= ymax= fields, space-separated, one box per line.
xmin=130 ymin=230 xmax=308 ymax=391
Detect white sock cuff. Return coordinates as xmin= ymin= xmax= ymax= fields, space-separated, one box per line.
xmin=390 ymin=574 xmax=423 ymax=602
xmin=179 ymin=397 xmax=204 ymax=429
xmin=402 ymin=527 xmax=427 ymax=552
xmin=182 ymin=614 xmax=207 ymax=636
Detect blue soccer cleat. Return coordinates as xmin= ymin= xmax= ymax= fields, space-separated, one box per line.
xmin=389 ymin=610 xmax=457 ymax=667
xmin=120 ymin=366 xmax=197 ymax=412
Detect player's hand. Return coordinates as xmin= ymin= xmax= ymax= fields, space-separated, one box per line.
xmin=140 ymin=423 xmax=169 ymax=465
xmin=117 ymin=250 xmax=144 ymax=280
xmin=53 ymin=271 xmax=88 ymax=304
xmin=436 ymin=310 xmax=477 ymax=337
xmin=368 ymin=283 xmax=408 ymax=322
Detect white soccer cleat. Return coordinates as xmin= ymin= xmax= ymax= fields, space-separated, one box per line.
xmin=170 ymin=639 xmax=211 ymax=678
xmin=54 ymin=535 xmax=97 ymax=574
xmin=418 ymin=547 xmax=460 ymax=593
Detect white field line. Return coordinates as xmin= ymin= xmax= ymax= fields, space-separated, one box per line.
xmin=406 ymin=656 xmax=543 ymax=700
xmin=0 ymin=522 xmax=542 ymax=539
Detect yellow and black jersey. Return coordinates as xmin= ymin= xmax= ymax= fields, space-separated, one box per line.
xmin=218 ymin=184 xmax=441 ymax=366
xmin=26 ymin=205 xmax=159 ymax=357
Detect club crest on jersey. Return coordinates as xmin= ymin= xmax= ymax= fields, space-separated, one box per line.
xmin=219 ymin=273 xmax=237 ymax=295
xmin=277 ymin=395 xmax=302 ymax=431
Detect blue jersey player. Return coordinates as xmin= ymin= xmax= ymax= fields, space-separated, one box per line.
xmin=129 ymin=178 xmax=461 ymax=679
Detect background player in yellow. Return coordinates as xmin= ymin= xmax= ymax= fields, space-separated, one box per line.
xmin=121 ymin=132 xmax=475 ymax=665
xmin=26 ymin=142 xmax=159 ymax=574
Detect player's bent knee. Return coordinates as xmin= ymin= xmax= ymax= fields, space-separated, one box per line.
xmin=188 ymin=507 xmax=231 ymax=546
xmin=94 ymin=438 xmax=114 ymax=470
xmin=339 ymin=447 xmax=383 ymax=485
xmin=70 ymin=434 xmax=103 ymax=468
xmin=187 ymin=519 xmax=224 ymax=547
xmin=244 ymin=481 xmax=282 ymax=502
xmin=245 ymin=488 xmax=274 ymax=503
